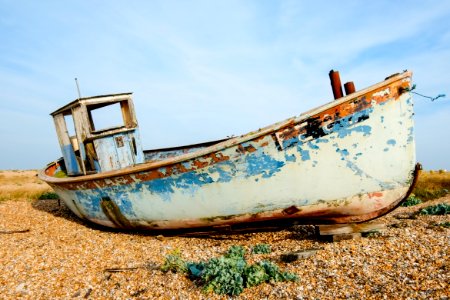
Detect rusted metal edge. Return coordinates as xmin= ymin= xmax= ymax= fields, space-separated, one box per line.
xmin=357 ymin=162 xmax=422 ymax=222
xmin=39 ymin=71 xmax=413 ymax=184
xmin=315 ymin=162 xmax=422 ymax=224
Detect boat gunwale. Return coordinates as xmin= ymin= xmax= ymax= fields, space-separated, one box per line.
xmin=39 ymin=71 xmax=412 ymax=184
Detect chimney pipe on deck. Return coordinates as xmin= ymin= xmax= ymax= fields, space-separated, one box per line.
xmin=329 ymin=70 xmax=343 ymax=100
xmin=344 ymin=81 xmax=356 ymax=95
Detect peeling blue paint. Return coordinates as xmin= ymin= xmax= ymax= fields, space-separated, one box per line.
xmin=334 ymin=144 xmax=396 ymax=191
xmin=331 ymin=108 xmax=373 ymax=139
xmin=281 ymin=107 xmax=373 ymax=150
xmin=341 ymin=149 xmax=349 ymax=156
xmin=336 ymin=148 xmax=349 ymax=160
xmin=75 ymin=187 xmax=137 ymax=218
xmin=177 ymin=172 xmax=214 ymax=189
xmin=62 ymin=144 xmax=81 ymax=175
xmin=282 ymin=136 xmax=300 ymax=149
xmin=209 ymin=161 xmax=235 ymax=183
xmin=285 ymin=153 xmax=297 ymax=162
xmin=245 ymin=151 xmax=285 ymax=179
xmin=335 ymin=147 xmax=363 ymax=177
xmin=296 ymin=145 xmax=311 ymax=161
xmin=345 ymin=160 xmax=364 ymax=177
xmin=407 ymin=127 xmax=414 ymax=143
xmin=301 ymin=150 xmax=310 ymax=161
xmin=147 ymin=177 xmax=175 ymax=195
xmin=75 ymin=190 xmax=102 ymax=215
xmin=181 ymin=161 xmax=191 ymax=170
xmin=307 ymin=141 xmax=320 ymax=150
xmin=315 ymin=138 xmax=329 ymax=144
xmin=75 ymin=145 xmax=294 ymax=213
xmin=137 ymin=170 xmax=216 ymax=202
xmin=353 ymin=153 xmax=362 ymax=160
xmin=387 ymin=139 xmax=396 ymax=146
xmin=113 ymin=190 xmax=136 ymax=216
xmin=336 ymin=124 xmax=372 ymax=139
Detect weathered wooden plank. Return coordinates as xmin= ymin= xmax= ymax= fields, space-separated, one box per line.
xmin=317 ymin=222 xmax=386 ymax=236
xmin=280 ymin=248 xmax=321 ymax=262
xmin=53 ymin=114 xmax=71 ymax=148
xmin=53 ymin=114 xmax=81 ymax=175
xmin=331 ymin=232 xmax=362 ymax=242
xmin=72 ymin=106 xmax=88 ymax=175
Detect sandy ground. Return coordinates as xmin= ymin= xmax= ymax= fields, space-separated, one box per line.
xmin=0 ymin=196 xmax=448 ymax=299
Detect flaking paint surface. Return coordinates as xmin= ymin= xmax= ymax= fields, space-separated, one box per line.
xmin=45 ymin=76 xmax=416 ymax=229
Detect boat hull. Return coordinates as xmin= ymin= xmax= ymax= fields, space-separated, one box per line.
xmin=40 ymin=72 xmax=417 ymax=230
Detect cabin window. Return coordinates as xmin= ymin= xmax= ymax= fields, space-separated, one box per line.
xmin=88 ymin=102 xmax=126 ymax=133
xmin=64 ymin=114 xmax=76 ymax=136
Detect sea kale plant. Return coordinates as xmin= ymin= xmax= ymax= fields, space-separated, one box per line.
xmin=160 ymin=249 xmax=188 ymax=273
xmin=252 ymin=243 xmax=271 ymax=254
xmin=161 ymin=245 xmax=297 ymax=296
xmin=419 ymin=203 xmax=450 ymax=215
xmin=401 ymin=195 xmax=422 ymax=207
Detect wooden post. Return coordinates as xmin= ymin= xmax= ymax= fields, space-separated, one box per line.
xmin=344 ymin=81 xmax=356 ymax=95
xmin=316 ymin=221 xmax=386 ymax=242
xmin=329 ymin=70 xmax=343 ymax=100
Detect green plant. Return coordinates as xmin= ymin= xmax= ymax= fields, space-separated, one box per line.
xmin=252 ymin=244 xmax=271 ymax=254
xmin=161 ymin=249 xmax=187 ymax=273
xmin=401 ymin=195 xmax=422 ymax=207
xmin=437 ymin=222 xmax=450 ymax=228
xmin=420 ymin=203 xmax=450 ymax=215
xmin=200 ymin=255 xmax=247 ymax=295
xmin=225 ymin=245 xmax=246 ymax=259
xmin=38 ymin=192 xmax=59 ymax=200
xmin=258 ymin=260 xmax=298 ymax=282
xmin=170 ymin=245 xmax=297 ymax=296
xmin=244 ymin=263 xmax=268 ymax=287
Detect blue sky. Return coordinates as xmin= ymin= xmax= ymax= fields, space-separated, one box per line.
xmin=1 ymin=0 xmax=449 ymax=170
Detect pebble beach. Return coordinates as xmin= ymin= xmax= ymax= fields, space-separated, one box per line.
xmin=0 ymin=195 xmax=448 ymax=299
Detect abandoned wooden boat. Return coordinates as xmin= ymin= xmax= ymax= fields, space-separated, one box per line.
xmin=39 ymin=70 xmax=419 ymax=230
